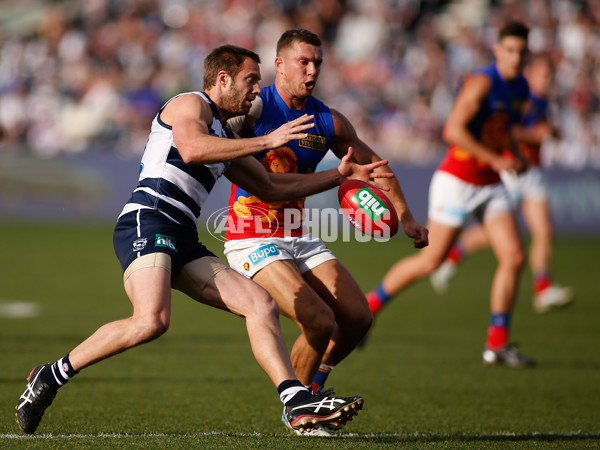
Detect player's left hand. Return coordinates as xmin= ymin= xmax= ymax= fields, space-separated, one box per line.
xmin=337 ymin=147 xmax=394 ymax=191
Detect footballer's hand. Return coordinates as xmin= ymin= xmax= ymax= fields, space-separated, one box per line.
xmin=266 ymin=114 xmax=315 ymax=148
xmin=400 ymin=213 xmax=429 ymax=248
xmin=337 ymin=147 xmax=394 ymax=191
xmin=490 ymin=154 xmax=527 ymax=174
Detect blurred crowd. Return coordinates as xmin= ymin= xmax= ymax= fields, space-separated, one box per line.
xmin=0 ymin=0 xmax=599 ymax=167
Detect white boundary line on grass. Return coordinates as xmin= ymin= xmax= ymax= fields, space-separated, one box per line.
xmin=0 ymin=301 xmax=40 ymax=318
xmin=0 ymin=431 xmax=596 ymax=440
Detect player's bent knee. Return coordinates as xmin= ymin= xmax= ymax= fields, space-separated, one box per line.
xmin=499 ymin=249 xmax=525 ymax=271
xmin=340 ymin=309 xmax=372 ymax=335
xmin=422 ymin=255 xmax=447 ymax=276
xmin=301 ymin=312 xmax=335 ymax=340
xmin=245 ymin=285 xmax=280 ymax=320
xmin=514 ymin=251 xmax=526 ymax=270
xmin=358 ymin=311 xmax=374 ymax=332
xmin=260 ymin=294 xmax=280 ymax=320
xmin=132 ymin=316 xmax=170 ymax=344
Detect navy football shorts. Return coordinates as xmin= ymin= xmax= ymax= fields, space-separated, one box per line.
xmin=113 ymin=209 xmax=216 ymax=275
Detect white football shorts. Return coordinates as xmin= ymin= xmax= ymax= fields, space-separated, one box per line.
xmin=428 ymin=170 xmax=514 ymax=228
xmin=501 ymin=166 xmax=549 ymax=205
xmin=224 ymin=233 xmax=337 ymax=278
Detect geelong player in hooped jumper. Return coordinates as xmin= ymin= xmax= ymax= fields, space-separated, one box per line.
xmin=16 ymin=45 xmax=393 ymax=435
xmin=366 ymin=22 xmax=538 ymax=367
xmin=224 ymin=28 xmax=428 ymax=434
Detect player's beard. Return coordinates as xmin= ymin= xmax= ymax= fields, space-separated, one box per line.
xmin=222 ymin=84 xmax=250 ymax=116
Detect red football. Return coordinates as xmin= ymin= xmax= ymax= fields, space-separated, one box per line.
xmin=338 ymin=180 xmax=399 ymax=238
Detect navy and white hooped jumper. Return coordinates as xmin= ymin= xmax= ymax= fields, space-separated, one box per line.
xmin=113 ymin=92 xmax=231 ymax=273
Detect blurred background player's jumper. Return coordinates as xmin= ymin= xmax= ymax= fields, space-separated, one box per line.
xmin=430 ymin=53 xmax=575 ymax=314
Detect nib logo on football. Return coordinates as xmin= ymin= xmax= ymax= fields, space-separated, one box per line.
xmin=290 ymin=397 xmax=346 ymax=413
xmin=352 ymin=187 xmax=388 ymax=222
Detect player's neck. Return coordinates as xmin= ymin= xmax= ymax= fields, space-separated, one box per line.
xmin=495 ymin=62 xmax=520 ymax=82
xmin=276 ymin=84 xmax=309 ymax=111
xmin=204 ymin=88 xmax=234 ymax=126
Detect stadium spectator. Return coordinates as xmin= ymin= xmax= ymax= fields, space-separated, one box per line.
xmin=223 ymin=30 xmax=427 ymax=436
xmin=0 ymin=0 xmax=599 ymax=167
xmin=365 ymin=21 xmax=537 ymax=368
xmin=430 ymin=54 xmax=575 ymax=313
xmin=16 ymin=44 xmax=390 ymax=435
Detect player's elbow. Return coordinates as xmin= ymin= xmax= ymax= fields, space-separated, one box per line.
xmin=178 ymin=145 xmax=209 ymax=165
xmin=441 ymin=123 xmax=456 ymax=144
xmin=244 ymin=182 xmax=273 ymax=202
xmin=260 ymin=191 xmax=282 ymax=203
xmin=253 ymin=180 xmax=282 ymax=203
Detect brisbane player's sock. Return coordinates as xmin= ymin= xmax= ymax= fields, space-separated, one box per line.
xmin=447 ymin=242 xmax=466 ymax=264
xmin=486 ymin=313 xmax=511 ymax=350
xmin=533 ymin=270 xmax=552 ymax=295
xmin=311 ymin=364 xmax=334 ymax=394
xmin=366 ymin=283 xmax=391 ymax=316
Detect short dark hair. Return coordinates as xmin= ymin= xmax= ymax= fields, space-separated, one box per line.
xmin=203 ymin=45 xmax=261 ymax=89
xmin=276 ymin=28 xmax=322 ymax=55
xmin=498 ymin=21 xmax=529 ymax=41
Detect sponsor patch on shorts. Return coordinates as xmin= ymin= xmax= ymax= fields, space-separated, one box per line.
xmin=155 ymin=234 xmax=177 ymax=252
xmin=248 ymin=244 xmax=280 ymax=265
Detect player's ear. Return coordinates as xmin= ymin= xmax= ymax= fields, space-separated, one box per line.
xmin=217 ymin=70 xmax=230 ymax=88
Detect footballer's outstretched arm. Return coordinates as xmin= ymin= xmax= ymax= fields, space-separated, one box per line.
xmin=442 ymin=74 xmax=526 ymax=174
xmin=225 ymin=149 xmax=392 ymax=203
xmin=329 ymin=108 xmax=428 ymax=248
xmin=160 ymin=93 xmax=315 ymax=164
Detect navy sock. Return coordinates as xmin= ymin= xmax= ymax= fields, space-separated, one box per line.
xmin=278 ymin=380 xmax=311 ymax=406
xmin=42 ymin=354 xmax=79 ymax=390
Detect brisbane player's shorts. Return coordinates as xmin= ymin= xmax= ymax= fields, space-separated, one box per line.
xmin=224 ymin=233 xmax=336 ymax=278
xmin=428 ymin=170 xmax=513 ymax=228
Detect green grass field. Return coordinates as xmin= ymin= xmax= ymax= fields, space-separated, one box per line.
xmin=1 ymin=223 xmax=599 ymax=449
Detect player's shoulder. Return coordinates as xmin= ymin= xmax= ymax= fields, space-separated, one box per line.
xmin=166 ymin=91 xmax=206 ymax=105
xmin=160 ymin=91 xmax=212 ymax=126
xmin=459 ymin=72 xmax=493 ymax=98
xmin=163 ymin=91 xmax=210 ymax=114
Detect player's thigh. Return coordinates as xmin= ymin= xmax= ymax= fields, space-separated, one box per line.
xmin=173 ymin=256 xmax=271 ymax=317
xmin=421 ymin=219 xmax=462 ymax=266
xmin=483 ymin=212 xmax=523 ymax=264
xmin=459 ymin=223 xmax=489 ymax=251
xmin=253 ymin=259 xmax=332 ymax=323
xmin=302 ymin=259 xmax=370 ymax=323
xmin=199 ymin=267 xmax=274 ymax=317
xmin=123 ymin=261 xmax=173 ymax=319
xmin=521 ymin=198 xmax=553 ymax=241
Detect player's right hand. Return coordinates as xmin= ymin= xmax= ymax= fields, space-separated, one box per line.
xmin=266 ymin=114 xmax=315 ymax=149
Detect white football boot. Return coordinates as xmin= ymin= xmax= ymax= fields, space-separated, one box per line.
xmin=430 ymin=260 xmax=457 ymax=294
xmin=534 ymin=285 xmax=575 ymax=313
